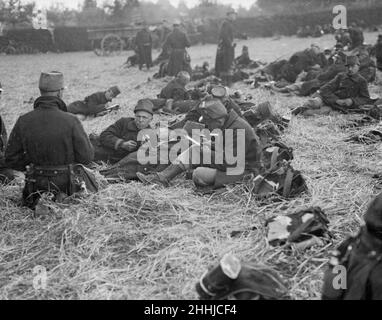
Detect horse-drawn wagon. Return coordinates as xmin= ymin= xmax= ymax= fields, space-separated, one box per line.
xmin=87 ymin=26 xmax=140 ymax=56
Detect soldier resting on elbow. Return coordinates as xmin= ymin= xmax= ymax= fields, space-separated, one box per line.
xmin=67 ymin=86 xmax=121 ymax=118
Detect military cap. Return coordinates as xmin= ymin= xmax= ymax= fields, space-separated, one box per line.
xmin=173 ymin=19 xmax=181 ymax=26
xmin=211 ymin=86 xmax=228 ymax=99
xmin=200 ymin=99 xmax=228 ymax=121
xmin=134 ymin=99 xmax=154 ymax=116
xmin=364 ymin=193 xmax=382 ymax=238
xmin=345 ymin=55 xmax=360 ymax=66
xmin=109 ymin=86 xmax=121 ymax=97
xmin=256 ymin=101 xmax=274 ymax=118
xmin=39 ymin=71 xmax=64 ymax=92
xmin=227 ymin=9 xmax=237 ymax=16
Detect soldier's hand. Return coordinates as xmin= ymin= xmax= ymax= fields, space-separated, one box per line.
xmin=336 ymin=99 xmax=346 ymax=106
xmin=121 ymin=140 xmax=138 ymax=151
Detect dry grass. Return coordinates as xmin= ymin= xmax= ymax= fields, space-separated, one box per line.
xmin=1 ymin=32 xmax=382 ymax=300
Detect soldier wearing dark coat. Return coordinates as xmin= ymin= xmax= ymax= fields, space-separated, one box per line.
xmin=137 ymin=99 xmax=263 ymax=189
xmin=5 ymin=72 xmax=94 ymax=208
xmin=288 ymin=45 xmax=327 ymax=81
xmin=164 ymin=22 xmax=191 ymax=77
xmin=358 ymin=46 xmax=376 ymax=83
xmin=150 ymin=71 xmax=192 ymax=112
xmin=215 ymin=11 xmax=237 ymax=86
xmin=0 ymin=83 xmax=16 ymax=184
xmin=375 ymin=35 xmax=382 ymax=71
xmin=349 ymin=25 xmax=364 ymax=50
xmin=135 ymin=23 xmax=153 ymax=71
xmin=67 ymin=86 xmax=121 ymax=116
xmin=322 ymin=193 xmax=382 ymax=300
xmin=93 ymin=99 xmax=154 ymax=164
xmin=292 ymin=56 xmax=373 ymax=116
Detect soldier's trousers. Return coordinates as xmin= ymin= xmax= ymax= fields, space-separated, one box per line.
xmin=23 ymin=167 xmax=71 ymax=209
xmin=138 ymin=45 xmax=152 ymax=69
xmin=67 ymin=101 xmax=107 ymax=116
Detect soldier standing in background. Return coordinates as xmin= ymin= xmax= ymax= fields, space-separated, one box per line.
xmin=215 ymin=10 xmax=237 ymax=87
xmin=135 ymin=21 xmax=153 ymax=71
xmin=164 ymin=20 xmax=192 ymax=77
xmin=375 ymin=35 xmax=382 ymax=71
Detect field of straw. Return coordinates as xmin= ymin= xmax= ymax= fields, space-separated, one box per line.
xmin=1 ymin=32 xmax=382 ymax=300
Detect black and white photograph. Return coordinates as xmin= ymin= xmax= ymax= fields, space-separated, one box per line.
xmin=1 ymin=0 xmax=382 ymax=304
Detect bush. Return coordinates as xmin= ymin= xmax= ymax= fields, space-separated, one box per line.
xmin=5 ymin=29 xmax=55 ymax=52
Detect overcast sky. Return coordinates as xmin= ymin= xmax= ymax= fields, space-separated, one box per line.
xmin=31 ymin=0 xmax=257 ymax=10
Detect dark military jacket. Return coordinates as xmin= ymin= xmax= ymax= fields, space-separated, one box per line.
xmin=319 ymin=72 xmax=372 ymax=108
xmin=322 ymin=229 xmax=382 ymax=300
xmin=210 ymin=110 xmax=262 ymax=175
xmin=85 ymin=91 xmax=108 ymax=107
xmin=99 ymin=117 xmax=144 ymax=159
xmin=376 ymin=41 xmax=382 ymax=61
xmin=219 ymin=19 xmax=234 ymax=48
xmin=5 ymin=96 xmax=94 ymax=171
xmin=67 ymin=91 xmax=109 ymax=116
xmin=349 ymin=27 xmax=364 ymax=48
xmin=289 ymin=49 xmax=327 ymax=75
xmin=0 ymin=115 xmax=6 ymax=156
xmin=317 ymin=63 xmax=347 ymax=82
xmin=0 ymin=115 xmax=7 ymax=166
xmin=164 ymin=28 xmax=190 ymax=50
xmin=159 ymin=78 xmax=189 ymax=101
xmin=135 ymin=29 xmax=152 ymax=48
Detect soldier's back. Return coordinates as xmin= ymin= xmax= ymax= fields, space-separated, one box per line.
xmin=17 ymin=103 xmax=86 ymax=166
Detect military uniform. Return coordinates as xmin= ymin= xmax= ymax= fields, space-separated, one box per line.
xmin=208 ymin=109 xmax=262 ymax=188
xmin=349 ymin=27 xmax=364 ymax=50
xmin=289 ymin=48 xmax=327 ymax=82
xmin=150 ymin=77 xmax=191 ymax=111
xmin=67 ymin=86 xmax=120 ymax=116
xmin=5 ymin=95 xmax=94 ymax=207
xmin=95 ymin=100 xmax=154 ymax=163
xmin=375 ymin=36 xmax=382 ymax=71
xmin=0 ymin=115 xmax=15 ymax=184
xmin=319 ymin=72 xmax=372 ymax=110
xmin=359 ymin=55 xmax=376 ymax=83
xmin=95 ymin=118 xmax=144 ymax=163
xmin=322 ymin=194 xmax=382 ymax=300
xmin=68 ymin=92 xmax=109 ymax=116
xmin=215 ymin=18 xmax=235 ymax=82
xmin=135 ymin=28 xmax=153 ymax=70
xmin=299 ymin=63 xmax=347 ymax=96
xmin=137 ymin=100 xmax=263 ymax=189
xmin=164 ymin=27 xmax=191 ymax=76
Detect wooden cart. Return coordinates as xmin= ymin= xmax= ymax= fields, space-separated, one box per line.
xmin=87 ymin=26 xmax=140 ymax=56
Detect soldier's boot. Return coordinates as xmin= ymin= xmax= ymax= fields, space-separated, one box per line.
xmin=291 ymin=105 xmax=308 ymax=116
xmin=137 ymin=164 xmax=185 ymax=187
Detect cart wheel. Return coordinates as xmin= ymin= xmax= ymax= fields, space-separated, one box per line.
xmin=3 ymin=45 xmax=16 ymax=55
xmin=101 ymin=34 xmax=124 ymax=56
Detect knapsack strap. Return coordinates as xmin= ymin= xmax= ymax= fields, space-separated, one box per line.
xmin=282 ymin=168 xmax=294 ymax=198
xmin=270 ymin=147 xmax=280 ymax=170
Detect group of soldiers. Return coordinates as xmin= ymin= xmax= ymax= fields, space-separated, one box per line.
xmin=1 ymin=10 xmax=382 ymax=300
